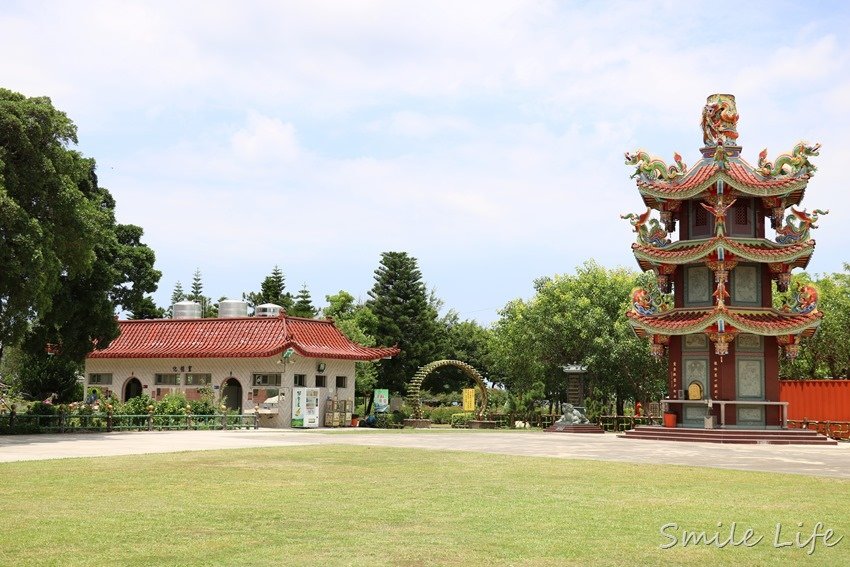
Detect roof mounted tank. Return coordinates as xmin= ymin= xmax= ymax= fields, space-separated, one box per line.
xmin=255 ymin=303 xmax=283 ymax=318
xmin=172 ymin=300 xmax=202 ymax=319
xmin=218 ymin=299 xmax=249 ymax=318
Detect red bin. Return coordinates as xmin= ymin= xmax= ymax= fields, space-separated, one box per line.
xmin=663 ymin=412 xmax=677 ymax=428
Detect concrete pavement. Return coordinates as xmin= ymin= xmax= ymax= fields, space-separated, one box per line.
xmin=2 ymin=428 xmax=849 ymax=478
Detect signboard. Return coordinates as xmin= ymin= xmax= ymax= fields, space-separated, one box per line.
xmin=374 ymin=389 xmax=390 ymax=413
xmin=291 ymin=388 xmax=304 ymax=427
xmin=463 ymin=388 xmax=475 ymax=411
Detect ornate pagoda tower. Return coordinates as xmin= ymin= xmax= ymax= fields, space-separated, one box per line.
xmin=623 ymin=94 xmax=826 ymax=428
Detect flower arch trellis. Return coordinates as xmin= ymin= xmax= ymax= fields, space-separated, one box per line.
xmin=406 ymin=360 xmax=489 ymax=420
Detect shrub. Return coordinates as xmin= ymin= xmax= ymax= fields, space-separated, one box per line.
xmin=426 ymin=406 xmax=465 ymax=424
xmin=450 ymin=412 xmax=473 ymax=428
xmin=26 ymin=401 xmax=57 ymax=416
xmin=119 ymin=394 xmax=157 ymax=416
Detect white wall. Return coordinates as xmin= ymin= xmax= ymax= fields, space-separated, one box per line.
xmin=84 ymin=355 xmax=356 ymax=428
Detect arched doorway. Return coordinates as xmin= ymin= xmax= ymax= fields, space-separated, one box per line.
xmin=406 ymin=360 xmax=489 ymax=419
xmin=222 ymin=378 xmax=243 ymax=413
xmin=124 ymin=378 xmax=143 ymax=402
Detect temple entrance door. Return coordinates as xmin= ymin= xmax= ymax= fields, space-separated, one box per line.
xmin=124 ymin=378 xmax=143 ymax=402
xmin=682 ymin=357 xmax=708 ymax=426
xmin=222 ymin=378 xmax=243 ymax=413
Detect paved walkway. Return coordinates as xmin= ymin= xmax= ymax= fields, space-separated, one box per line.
xmin=2 ymin=429 xmax=849 ymax=478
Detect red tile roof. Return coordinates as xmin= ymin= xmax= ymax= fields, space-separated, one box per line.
xmin=627 ymin=307 xmax=821 ymax=337
xmin=726 ymin=162 xmax=811 ymax=190
xmin=636 ymin=158 xmax=809 ymax=208
xmin=632 ymin=237 xmax=814 ymax=272
xmin=87 ymin=316 xmax=399 ymax=361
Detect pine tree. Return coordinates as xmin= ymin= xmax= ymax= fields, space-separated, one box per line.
xmin=290 ymin=284 xmax=318 ymax=318
xmin=188 ymin=269 xmax=203 ymax=301
xmin=186 ymin=269 xmax=214 ymax=317
xmin=245 ymin=265 xmax=293 ymax=312
xmin=171 ymin=281 xmax=186 ymax=305
xmin=367 ymin=252 xmax=441 ymax=394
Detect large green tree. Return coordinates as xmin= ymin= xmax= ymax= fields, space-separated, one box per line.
xmin=323 ymin=290 xmax=380 ymax=399
xmin=367 ymin=252 xmax=441 ymax=394
xmin=0 ymin=89 xmax=160 ymax=398
xmin=424 ymin=311 xmax=493 ymax=394
xmin=491 ymin=261 xmax=666 ymax=413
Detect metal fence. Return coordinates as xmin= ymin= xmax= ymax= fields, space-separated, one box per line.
xmin=0 ymin=412 xmax=259 ymax=434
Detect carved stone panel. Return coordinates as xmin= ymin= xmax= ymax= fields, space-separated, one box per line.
xmin=736 ymin=334 xmax=763 ymax=352
xmin=686 ymin=266 xmax=712 ymax=306
xmin=684 ymin=334 xmax=709 ymax=351
xmin=736 ymin=358 xmax=764 ymax=399
xmin=737 ymin=407 xmax=764 ymax=424
xmin=732 ymin=265 xmax=760 ymax=306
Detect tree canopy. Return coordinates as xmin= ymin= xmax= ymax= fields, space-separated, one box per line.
xmin=777 ymin=266 xmax=850 ymax=379
xmin=323 ymin=290 xmax=380 ymax=398
xmin=490 ymin=260 xmax=666 ymax=412
xmin=0 ymin=88 xmax=160 ymax=367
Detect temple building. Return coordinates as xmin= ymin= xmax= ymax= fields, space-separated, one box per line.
xmin=84 ymin=305 xmax=398 ymax=428
xmin=623 ymin=94 xmax=826 ymax=428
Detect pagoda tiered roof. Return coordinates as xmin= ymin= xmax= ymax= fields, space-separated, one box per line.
xmin=631 ymin=236 xmax=815 ymax=272
xmin=636 ymin=158 xmax=810 ymax=210
xmin=623 ymin=94 xmax=826 ymax=358
xmin=627 ymin=306 xmax=822 ymax=338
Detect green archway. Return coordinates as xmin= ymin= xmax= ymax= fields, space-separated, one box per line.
xmin=406 ymin=360 xmax=489 ymax=419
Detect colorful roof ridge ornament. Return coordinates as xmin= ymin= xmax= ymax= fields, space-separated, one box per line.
xmin=757 ymin=142 xmax=821 ymax=177
xmin=625 ymin=150 xmax=687 ymax=181
xmin=775 ymin=208 xmax=829 ymax=244
xmin=620 ymin=208 xmax=671 ymax=247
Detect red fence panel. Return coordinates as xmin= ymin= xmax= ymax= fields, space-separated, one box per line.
xmin=780 ymin=380 xmax=850 ymax=421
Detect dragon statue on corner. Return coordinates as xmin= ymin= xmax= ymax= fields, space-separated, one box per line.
xmin=774 ymin=207 xmax=829 ymax=244
xmin=621 ymin=208 xmax=671 ymax=247
xmin=625 ymin=151 xmax=687 ymax=181
xmin=757 ymin=142 xmax=820 ymax=177
xmin=782 ymin=283 xmax=819 ymax=315
xmin=630 ymin=285 xmax=672 ymax=316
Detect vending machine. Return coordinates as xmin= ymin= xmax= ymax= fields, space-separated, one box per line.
xmin=291 ymin=387 xmax=320 ymax=428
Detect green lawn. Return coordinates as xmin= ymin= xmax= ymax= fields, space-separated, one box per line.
xmin=1 ymin=446 xmax=847 ymax=566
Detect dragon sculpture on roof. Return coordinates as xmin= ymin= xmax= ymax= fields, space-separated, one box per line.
xmin=757 ymin=142 xmax=820 ymax=177
xmin=624 ymin=150 xmax=687 ymax=181
xmin=621 ymin=207 xmax=671 ymax=247
xmin=775 ymin=207 xmax=829 ymax=244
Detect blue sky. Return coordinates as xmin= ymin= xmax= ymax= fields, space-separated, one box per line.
xmin=2 ymin=1 xmax=849 ymax=324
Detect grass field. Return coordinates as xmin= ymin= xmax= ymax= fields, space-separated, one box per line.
xmin=1 ymin=445 xmax=848 ymax=566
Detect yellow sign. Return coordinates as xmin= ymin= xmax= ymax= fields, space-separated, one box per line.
xmin=462 ymin=388 xmax=475 ymax=411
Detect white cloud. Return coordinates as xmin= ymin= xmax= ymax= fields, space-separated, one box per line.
xmin=2 ymin=0 xmax=849 ymax=323
xmin=231 ymin=113 xmax=301 ymax=163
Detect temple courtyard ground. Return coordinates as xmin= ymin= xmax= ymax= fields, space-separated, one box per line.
xmin=2 ymin=428 xmax=849 ymax=477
